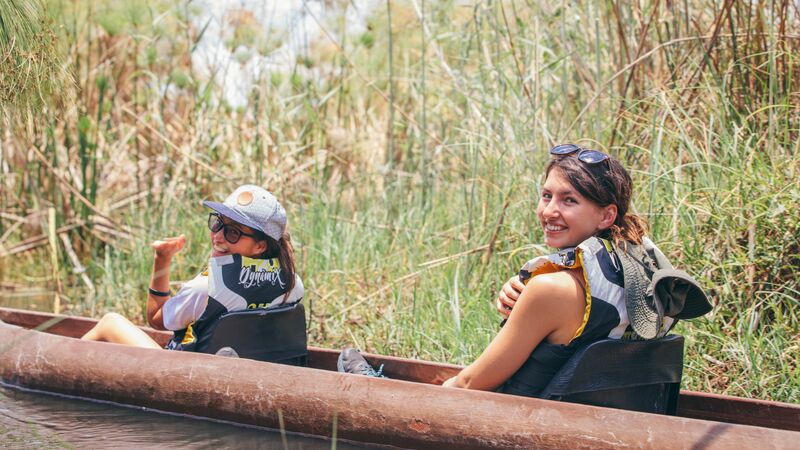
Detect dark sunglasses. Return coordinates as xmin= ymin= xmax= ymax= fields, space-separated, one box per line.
xmin=208 ymin=213 xmax=258 ymax=244
xmin=549 ymin=144 xmax=609 ymax=165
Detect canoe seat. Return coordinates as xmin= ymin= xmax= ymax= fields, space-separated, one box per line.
xmin=539 ymin=334 xmax=684 ymax=415
xmin=200 ymin=302 xmax=307 ymax=366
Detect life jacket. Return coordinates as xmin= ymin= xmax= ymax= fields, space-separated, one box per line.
xmin=167 ymin=254 xmax=304 ymax=356
xmin=518 ymin=236 xmax=676 ymax=340
xmin=497 ymin=236 xmax=676 ymax=397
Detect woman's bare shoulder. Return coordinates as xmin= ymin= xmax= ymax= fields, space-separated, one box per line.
xmin=527 ymin=270 xmax=582 ymax=292
xmin=518 ymin=270 xmax=586 ymax=311
xmin=514 ymin=269 xmax=587 ymax=344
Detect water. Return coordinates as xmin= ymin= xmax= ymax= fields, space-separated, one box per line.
xmin=0 ymin=292 xmax=54 ymax=313
xmin=0 ymin=385 xmax=374 ymax=449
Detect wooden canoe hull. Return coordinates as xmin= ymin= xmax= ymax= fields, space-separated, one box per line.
xmin=0 ymin=307 xmax=798 ymax=449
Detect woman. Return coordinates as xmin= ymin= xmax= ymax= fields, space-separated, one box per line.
xmin=443 ymin=144 xmax=644 ymax=394
xmin=340 ymin=144 xmax=709 ymax=397
xmin=82 ymin=185 xmax=304 ymax=354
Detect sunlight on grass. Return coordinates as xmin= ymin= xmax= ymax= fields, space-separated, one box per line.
xmin=0 ymin=0 xmax=797 ymax=403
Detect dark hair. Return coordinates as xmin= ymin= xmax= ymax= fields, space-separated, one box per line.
xmin=545 ymin=153 xmax=648 ymax=245
xmin=258 ymin=231 xmax=297 ymax=301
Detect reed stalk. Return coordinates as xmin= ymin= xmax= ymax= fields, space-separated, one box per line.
xmin=0 ymin=0 xmax=797 ymax=403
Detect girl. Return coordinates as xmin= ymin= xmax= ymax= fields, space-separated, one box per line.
xmin=82 ymin=185 xmax=304 ymax=354
xmin=339 ymin=145 xmax=709 ymax=397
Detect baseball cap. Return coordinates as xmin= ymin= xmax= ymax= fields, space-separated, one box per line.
xmin=203 ymin=185 xmax=287 ymax=241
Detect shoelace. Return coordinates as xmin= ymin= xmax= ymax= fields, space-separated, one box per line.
xmin=361 ymin=363 xmax=385 ymax=378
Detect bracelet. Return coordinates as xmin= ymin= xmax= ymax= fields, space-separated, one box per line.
xmin=148 ymin=287 xmax=171 ymax=297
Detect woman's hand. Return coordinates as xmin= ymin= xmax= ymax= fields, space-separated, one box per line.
xmin=151 ymin=235 xmax=186 ymax=260
xmin=496 ymin=276 xmax=525 ymax=317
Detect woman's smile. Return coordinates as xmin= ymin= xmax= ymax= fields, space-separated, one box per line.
xmin=544 ymin=223 xmax=567 ymax=232
xmin=211 ymin=243 xmax=230 ymax=256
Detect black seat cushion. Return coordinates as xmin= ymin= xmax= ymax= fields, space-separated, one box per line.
xmin=539 ymin=335 xmax=684 ymax=414
xmin=199 ymin=302 xmax=307 ymax=365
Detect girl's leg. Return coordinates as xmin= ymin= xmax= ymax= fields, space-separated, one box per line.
xmin=81 ymin=313 xmax=162 ymax=349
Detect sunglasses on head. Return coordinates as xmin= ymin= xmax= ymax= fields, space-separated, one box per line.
xmin=549 ymin=144 xmax=609 ymax=165
xmin=208 ymin=213 xmax=259 ymax=244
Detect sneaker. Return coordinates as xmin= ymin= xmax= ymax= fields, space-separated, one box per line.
xmin=215 ymin=346 xmax=239 ymax=358
xmin=337 ymin=348 xmax=385 ymax=378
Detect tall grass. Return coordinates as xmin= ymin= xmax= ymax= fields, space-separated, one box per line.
xmin=0 ymin=0 xmax=67 ymax=119
xmin=0 ymin=0 xmax=797 ymax=403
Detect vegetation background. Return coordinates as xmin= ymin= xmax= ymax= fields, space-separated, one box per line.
xmin=1 ymin=0 xmax=797 ymax=404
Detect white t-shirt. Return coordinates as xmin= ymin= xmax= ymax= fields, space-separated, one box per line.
xmin=161 ymin=273 xmax=209 ymax=331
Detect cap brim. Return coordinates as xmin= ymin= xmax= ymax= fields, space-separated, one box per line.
xmin=652 ymin=269 xmax=712 ymax=319
xmin=203 ymin=200 xmax=265 ymax=235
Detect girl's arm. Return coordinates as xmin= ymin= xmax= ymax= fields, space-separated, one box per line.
xmin=146 ymin=235 xmax=185 ymax=330
xmin=444 ymin=270 xmax=586 ymax=391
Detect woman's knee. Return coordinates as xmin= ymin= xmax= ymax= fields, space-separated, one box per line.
xmin=84 ymin=313 xmax=127 ymax=340
xmin=99 ymin=312 xmax=129 ymax=327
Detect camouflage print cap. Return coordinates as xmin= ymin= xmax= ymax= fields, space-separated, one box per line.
xmin=203 ymin=185 xmax=287 ymax=241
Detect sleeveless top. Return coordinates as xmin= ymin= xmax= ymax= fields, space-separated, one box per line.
xmin=164 ymin=253 xmax=303 ymax=352
xmin=496 ymin=237 xmax=674 ymax=397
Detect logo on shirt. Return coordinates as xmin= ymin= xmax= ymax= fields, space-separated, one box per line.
xmin=239 ymin=257 xmax=284 ymax=289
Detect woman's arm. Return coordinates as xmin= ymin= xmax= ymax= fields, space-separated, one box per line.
xmin=444 ymin=270 xmax=586 ymax=391
xmin=146 ymin=235 xmax=186 ymax=330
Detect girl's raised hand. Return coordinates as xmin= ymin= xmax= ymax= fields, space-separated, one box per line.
xmin=151 ymin=235 xmax=186 ymax=259
xmin=496 ymin=276 xmax=525 ymax=317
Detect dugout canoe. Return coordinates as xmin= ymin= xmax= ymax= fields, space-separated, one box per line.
xmin=0 ymin=307 xmax=798 ymax=449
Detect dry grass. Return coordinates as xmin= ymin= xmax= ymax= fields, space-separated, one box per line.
xmin=0 ymin=0 xmax=798 ymax=402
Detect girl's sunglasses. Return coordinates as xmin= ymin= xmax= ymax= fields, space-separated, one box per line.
xmin=549 ymin=144 xmax=609 ymax=165
xmin=208 ymin=213 xmax=258 ymax=244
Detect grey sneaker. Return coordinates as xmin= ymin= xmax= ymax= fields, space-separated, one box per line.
xmin=337 ymin=348 xmax=385 ymax=378
xmin=215 ymin=346 xmax=240 ymax=358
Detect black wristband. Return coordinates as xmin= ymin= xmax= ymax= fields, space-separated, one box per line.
xmin=148 ymin=287 xmax=171 ymax=297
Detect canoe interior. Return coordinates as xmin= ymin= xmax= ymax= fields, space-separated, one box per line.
xmin=1 ymin=307 xmax=797 ymax=433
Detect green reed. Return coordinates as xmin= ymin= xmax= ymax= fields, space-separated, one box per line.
xmin=0 ymin=0 xmax=797 ymax=403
